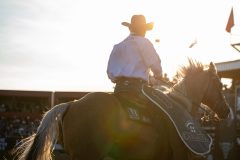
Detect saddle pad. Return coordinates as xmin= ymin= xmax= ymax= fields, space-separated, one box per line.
xmin=142 ymin=85 xmax=212 ymax=156
xmin=117 ymin=96 xmax=152 ymax=124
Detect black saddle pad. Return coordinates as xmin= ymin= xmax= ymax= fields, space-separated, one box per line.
xmin=142 ymin=85 xmax=212 ymax=156
xmin=116 ymin=95 xmax=152 ymax=124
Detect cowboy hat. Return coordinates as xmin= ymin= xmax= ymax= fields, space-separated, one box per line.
xmin=121 ymin=15 xmax=154 ymax=31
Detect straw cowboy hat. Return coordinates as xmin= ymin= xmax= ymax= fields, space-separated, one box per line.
xmin=121 ymin=15 xmax=154 ymax=31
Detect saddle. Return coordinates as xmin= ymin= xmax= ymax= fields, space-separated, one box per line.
xmin=116 ymin=94 xmax=153 ymax=125
xmin=141 ymin=85 xmax=212 ymax=156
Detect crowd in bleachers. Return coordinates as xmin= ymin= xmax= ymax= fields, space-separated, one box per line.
xmin=0 ymin=101 xmax=47 ymax=159
xmin=0 ymin=115 xmax=39 ymax=139
xmin=0 ymin=102 xmax=46 ymax=113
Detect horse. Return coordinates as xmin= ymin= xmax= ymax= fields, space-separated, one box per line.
xmin=14 ymin=60 xmax=230 ymax=160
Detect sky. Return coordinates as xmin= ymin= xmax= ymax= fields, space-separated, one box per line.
xmin=0 ymin=0 xmax=240 ymax=92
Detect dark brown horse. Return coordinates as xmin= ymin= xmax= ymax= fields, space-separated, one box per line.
xmin=15 ymin=60 xmax=229 ymax=160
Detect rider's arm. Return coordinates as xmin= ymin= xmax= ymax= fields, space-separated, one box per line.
xmin=140 ymin=39 xmax=162 ymax=79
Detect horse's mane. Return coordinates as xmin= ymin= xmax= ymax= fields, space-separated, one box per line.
xmin=169 ymin=58 xmax=206 ymax=111
xmin=176 ymin=58 xmax=205 ymax=80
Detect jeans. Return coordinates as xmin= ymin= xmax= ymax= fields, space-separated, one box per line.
xmin=114 ymin=78 xmax=149 ymax=108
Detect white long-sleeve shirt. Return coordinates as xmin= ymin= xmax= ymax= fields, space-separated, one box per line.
xmin=107 ymin=34 xmax=162 ymax=83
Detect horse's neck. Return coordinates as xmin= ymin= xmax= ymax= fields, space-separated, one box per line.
xmin=168 ymin=81 xmax=192 ymax=112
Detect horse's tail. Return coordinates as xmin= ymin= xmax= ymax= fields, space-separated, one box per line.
xmin=15 ymin=102 xmax=70 ymax=160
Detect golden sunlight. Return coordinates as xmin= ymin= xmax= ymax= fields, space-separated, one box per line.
xmin=0 ymin=0 xmax=239 ymax=91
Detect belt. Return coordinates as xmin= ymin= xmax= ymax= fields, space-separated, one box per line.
xmin=115 ymin=77 xmax=147 ymax=84
xmin=114 ymin=77 xmax=147 ymax=95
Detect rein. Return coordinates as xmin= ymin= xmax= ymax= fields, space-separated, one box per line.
xmin=202 ymin=75 xmax=221 ymax=113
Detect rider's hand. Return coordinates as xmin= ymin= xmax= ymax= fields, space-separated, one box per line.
xmin=154 ymin=74 xmax=163 ymax=81
xmin=149 ymin=76 xmax=158 ymax=86
xmin=149 ymin=74 xmax=162 ymax=86
xmin=154 ymin=73 xmax=170 ymax=86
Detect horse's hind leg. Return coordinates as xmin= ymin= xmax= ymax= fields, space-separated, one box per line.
xmin=52 ymin=150 xmax=71 ymax=160
xmin=102 ymin=156 xmax=115 ymax=160
xmin=62 ymin=94 xmax=119 ymax=160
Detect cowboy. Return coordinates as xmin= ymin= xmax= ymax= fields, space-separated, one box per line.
xmin=107 ymin=14 xmax=163 ymax=105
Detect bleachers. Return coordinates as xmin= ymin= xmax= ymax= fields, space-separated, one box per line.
xmin=0 ymin=90 xmax=88 ymax=159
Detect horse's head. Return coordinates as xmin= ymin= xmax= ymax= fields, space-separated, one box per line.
xmin=201 ymin=62 xmax=230 ymax=119
xmin=176 ymin=59 xmax=230 ymax=119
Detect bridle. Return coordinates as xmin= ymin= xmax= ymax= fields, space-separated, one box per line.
xmin=201 ymin=73 xmax=226 ymax=115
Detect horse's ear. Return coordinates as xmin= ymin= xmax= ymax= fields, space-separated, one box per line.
xmin=208 ymin=62 xmax=217 ymax=74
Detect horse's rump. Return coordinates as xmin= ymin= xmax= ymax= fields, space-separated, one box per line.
xmin=62 ymin=92 xmax=164 ymax=159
